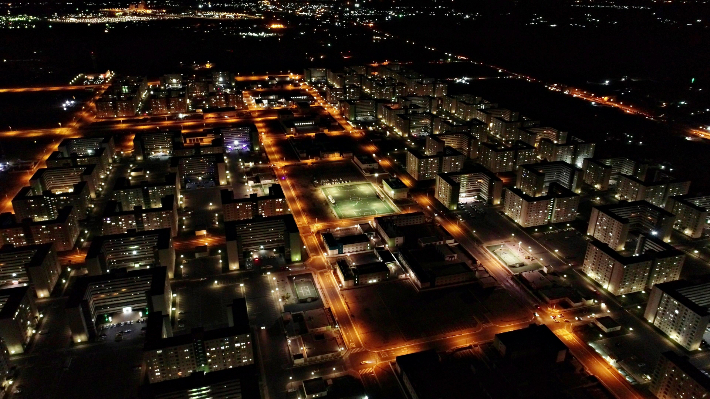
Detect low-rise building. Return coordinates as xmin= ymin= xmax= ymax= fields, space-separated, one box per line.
xmin=593 ymin=316 xmax=621 ymax=333
xmin=353 ymin=154 xmax=379 ymax=173
xmin=322 ymin=233 xmax=371 ymax=256
xmin=493 ymin=324 xmax=568 ymax=364
xmin=373 ymin=212 xmax=427 ymax=248
xmin=397 ymin=245 xmax=476 ymax=290
xmin=645 ymin=278 xmax=710 ymax=351
xmin=382 ymin=177 xmax=408 ymax=199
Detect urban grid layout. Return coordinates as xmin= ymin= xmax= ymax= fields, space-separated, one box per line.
xmin=0 ymin=0 xmax=709 ymax=398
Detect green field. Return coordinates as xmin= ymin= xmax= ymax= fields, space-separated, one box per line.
xmin=322 ymin=183 xmax=395 ymax=219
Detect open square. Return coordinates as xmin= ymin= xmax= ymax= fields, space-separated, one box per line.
xmin=322 ymin=183 xmax=395 ymax=219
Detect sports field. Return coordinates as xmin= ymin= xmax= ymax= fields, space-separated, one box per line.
xmin=294 ymin=278 xmax=319 ymax=302
xmin=321 ymin=183 xmax=395 ymax=219
xmin=487 ymin=245 xmax=525 ymax=267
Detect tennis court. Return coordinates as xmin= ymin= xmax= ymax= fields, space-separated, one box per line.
xmin=294 ymin=278 xmax=319 ymax=302
xmin=322 ymin=183 xmax=395 ymax=219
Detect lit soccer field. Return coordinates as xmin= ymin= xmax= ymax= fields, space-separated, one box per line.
xmin=488 ymin=245 xmax=524 ymax=267
xmin=321 ymin=183 xmax=395 ymax=219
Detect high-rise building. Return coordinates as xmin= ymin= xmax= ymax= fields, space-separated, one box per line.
xmin=221 ymin=186 xmax=288 ymax=222
xmin=581 ymin=235 xmax=684 ymax=295
xmin=12 ymin=182 xmax=90 ymax=222
xmin=133 ymin=131 xmax=183 ymax=161
xmin=138 ymin=366 xmax=260 ymax=399
xmin=406 ymin=147 xmax=464 ymax=181
xmin=645 ymin=278 xmax=710 ymax=351
xmin=650 ymin=352 xmax=710 ymax=399
xmin=57 ymin=136 xmax=116 ymax=161
xmin=84 ymin=228 xmax=175 ymax=277
xmin=617 ymin=172 xmax=690 ymax=208
xmin=225 ymin=215 xmax=302 ymax=270
xmin=425 ymin=133 xmax=478 ymax=159
xmin=221 ymin=126 xmax=258 ymax=153
xmin=111 ymin=173 xmax=179 ymax=211
xmin=536 ymin=137 xmax=595 ymax=168
xmin=169 ymin=154 xmax=228 ymax=188
xmin=504 ymin=182 xmax=579 ymax=228
xmin=0 ymin=206 xmax=79 ymax=252
xmin=0 ymin=243 xmax=60 ymax=299
xmin=46 ymin=147 xmax=110 ymax=176
xmin=516 ymin=126 xmax=567 ymax=147
xmin=101 ymin=195 xmax=178 ymax=237
xmin=587 ymin=201 xmax=675 ymax=251
xmin=666 ymin=195 xmax=710 ymax=239
xmin=435 ymin=166 xmax=503 ymax=210
xmin=30 ymin=165 xmax=99 ymax=198
xmin=143 ymin=298 xmax=253 ymax=384
xmin=0 ymin=286 xmax=38 ymax=354
xmin=516 ymin=162 xmax=583 ymax=197
xmin=582 ymin=157 xmax=648 ymax=191
xmin=66 ymin=267 xmax=171 ymax=343
xmin=479 ymin=141 xmax=536 ymax=173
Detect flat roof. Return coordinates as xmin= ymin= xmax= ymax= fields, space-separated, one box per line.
xmin=353 ymin=261 xmax=388 ymax=276
xmin=660 ymin=351 xmax=710 ymax=392
xmin=139 ymin=365 xmax=260 ymax=399
xmin=384 ymin=177 xmax=407 ymax=189
xmin=595 ymin=316 xmax=620 ymax=329
xmin=302 ymin=377 xmax=328 ymax=394
xmin=66 ymin=266 xmax=168 ymax=309
xmin=86 ymin=228 xmax=172 ymax=259
xmin=0 ymin=286 xmax=30 ymax=320
xmin=495 ymin=324 xmax=567 ymax=354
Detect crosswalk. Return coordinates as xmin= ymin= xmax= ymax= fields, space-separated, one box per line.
xmin=358 ymin=367 xmax=375 ymax=376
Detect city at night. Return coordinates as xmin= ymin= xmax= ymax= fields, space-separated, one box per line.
xmin=0 ymin=0 xmax=709 ymax=398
